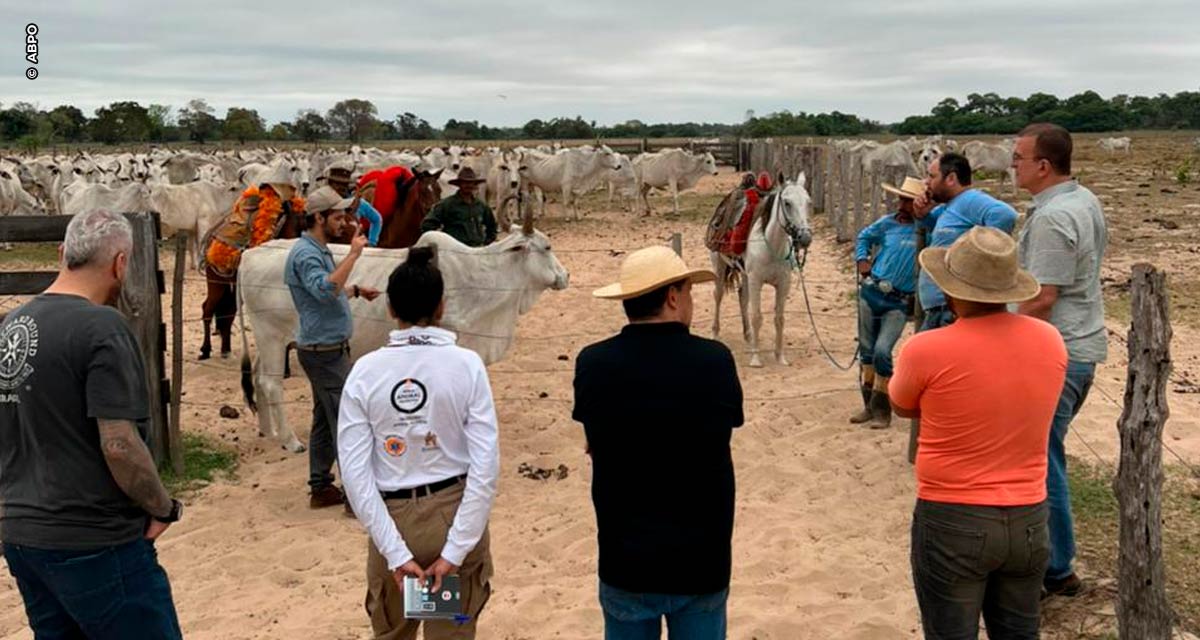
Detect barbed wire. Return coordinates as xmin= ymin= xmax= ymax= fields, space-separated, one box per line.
xmin=1091 ymin=380 xmax=1200 ymax=477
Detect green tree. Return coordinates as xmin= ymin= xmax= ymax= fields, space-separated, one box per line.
xmin=222 ymin=107 xmax=266 ymax=144
xmin=178 ymin=99 xmax=221 ymax=143
xmin=0 ymin=108 xmax=37 ymax=141
xmin=47 ymin=105 xmax=87 ymax=142
xmin=396 ymin=112 xmax=435 ymax=139
xmin=327 ymin=99 xmax=379 ymax=141
xmin=90 ymin=101 xmax=152 ymax=144
xmin=146 ymin=104 xmax=173 ymax=142
xmin=291 ymin=109 xmax=329 ymax=142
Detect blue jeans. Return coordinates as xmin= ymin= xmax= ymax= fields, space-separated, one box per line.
xmin=599 ymin=581 xmax=727 ymax=640
xmin=1046 ymin=360 xmax=1096 ymax=581
xmin=919 ymin=305 xmax=956 ymax=332
xmin=2 ymin=538 xmax=182 ymax=639
xmin=857 ymin=284 xmax=910 ymax=377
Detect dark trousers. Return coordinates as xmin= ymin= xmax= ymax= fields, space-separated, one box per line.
xmin=297 ymin=346 xmax=351 ymax=490
xmin=911 ymin=500 xmax=1049 ymax=640
xmin=2 ymin=539 xmax=182 ymax=640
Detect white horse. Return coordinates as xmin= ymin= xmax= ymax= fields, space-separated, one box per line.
xmin=711 ymin=172 xmax=813 ymax=367
xmin=739 ymin=172 xmax=813 ymax=367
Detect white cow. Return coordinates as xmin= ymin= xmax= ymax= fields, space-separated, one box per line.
xmin=961 ymin=141 xmax=1017 ymax=194
xmin=606 ymin=152 xmax=638 ymax=212
xmin=1098 ymin=136 xmax=1132 ymax=154
xmin=711 ymin=172 xmax=813 ymax=367
xmin=521 ymin=146 xmax=622 ymax=220
xmin=0 ymin=166 xmax=44 ymax=215
xmin=634 ymin=149 xmax=719 ymax=216
xmin=917 ymin=144 xmax=942 ymax=178
xmin=237 ymin=223 xmax=570 ymax=452
xmin=238 ymin=157 xmax=308 ymax=192
xmin=860 ymin=141 xmax=919 ymax=176
xmin=487 ymin=150 xmax=525 ymax=223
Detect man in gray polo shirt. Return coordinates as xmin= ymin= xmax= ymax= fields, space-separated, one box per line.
xmin=1013 ymin=123 xmax=1108 ymax=597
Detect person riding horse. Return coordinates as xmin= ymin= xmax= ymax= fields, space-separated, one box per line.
xmin=199 ymin=164 xmax=305 ymax=360
xmin=325 ymin=162 xmax=382 ymax=247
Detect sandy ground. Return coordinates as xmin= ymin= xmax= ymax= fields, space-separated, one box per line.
xmin=2 ymin=134 xmax=1199 ymax=639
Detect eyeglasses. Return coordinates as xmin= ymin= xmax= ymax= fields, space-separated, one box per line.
xmin=1011 ymin=153 xmax=1046 ymax=164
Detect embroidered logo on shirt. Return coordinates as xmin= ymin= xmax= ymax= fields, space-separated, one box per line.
xmin=0 ymin=316 xmax=39 ymax=392
xmin=390 ymin=378 xmax=428 ymax=414
xmin=384 ymin=436 xmax=407 ymax=457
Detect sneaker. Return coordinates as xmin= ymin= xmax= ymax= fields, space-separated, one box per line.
xmin=309 ymin=485 xmax=345 ymax=509
xmin=1043 ymin=573 xmax=1084 ymax=598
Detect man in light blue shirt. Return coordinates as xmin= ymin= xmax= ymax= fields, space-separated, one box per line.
xmin=285 ymin=186 xmax=380 ymax=508
xmin=850 ymin=177 xmax=921 ymax=428
xmin=914 ymin=152 xmax=1019 ymax=330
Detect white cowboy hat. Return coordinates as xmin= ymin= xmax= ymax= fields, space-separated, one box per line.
xmin=593 ymin=245 xmax=716 ymax=300
xmin=919 ymin=226 xmax=1041 ymax=304
xmin=881 ymin=176 xmax=925 ymax=200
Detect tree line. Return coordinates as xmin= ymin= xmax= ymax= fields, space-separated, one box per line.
xmin=2 ymin=89 xmax=1198 ymax=150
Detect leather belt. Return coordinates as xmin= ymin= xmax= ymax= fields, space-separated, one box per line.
xmin=296 ymin=341 xmax=348 ymax=353
xmin=381 ymin=474 xmax=466 ymax=501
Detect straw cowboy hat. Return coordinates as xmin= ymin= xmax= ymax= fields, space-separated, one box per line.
xmin=448 ymin=167 xmax=486 ymax=186
xmin=304 ymin=186 xmax=355 ymax=215
xmin=881 ymin=176 xmax=925 ymax=200
xmin=593 ymin=245 xmax=716 ymax=300
xmin=918 ymin=226 xmax=1040 ymax=304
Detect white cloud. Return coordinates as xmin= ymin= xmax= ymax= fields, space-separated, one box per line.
xmin=2 ymin=0 xmax=1196 ymax=127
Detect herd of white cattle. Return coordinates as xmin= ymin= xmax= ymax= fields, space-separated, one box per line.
xmin=0 ymin=142 xmax=725 ymax=263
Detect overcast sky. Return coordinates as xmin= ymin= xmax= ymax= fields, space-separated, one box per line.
xmin=3 ymin=0 xmax=1198 ymax=127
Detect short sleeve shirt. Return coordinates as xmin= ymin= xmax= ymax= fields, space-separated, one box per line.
xmin=1017 ymin=180 xmax=1108 ymax=363
xmin=0 ymin=295 xmax=151 ymax=549
xmin=890 ymin=313 xmax=1067 ymax=506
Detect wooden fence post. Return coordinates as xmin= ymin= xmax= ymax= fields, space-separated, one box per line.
xmin=168 ymin=232 xmax=186 ymax=475
xmin=118 ymin=212 xmax=169 ymax=466
xmin=822 ymin=145 xmax=833 ymax=216
xmin=853 ymin=155 xmax=866 ymax=234
xmin=838 ymin=151 xmax=853 ymax=242
xmin=670 ymin=232 xmax=682 ymax=257
xmin=869 ymin=160 xmax=883 ymax=223
xmin=1115 ymin=263 xmax=1173 ymax=640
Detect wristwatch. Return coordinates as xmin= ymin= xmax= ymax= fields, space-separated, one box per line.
xmin=153 ymin=499 xmax=183 ymax=524
xmin=351 ymin=284 xmax=360 ymax=298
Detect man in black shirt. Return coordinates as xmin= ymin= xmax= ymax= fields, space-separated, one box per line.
xmin=0 ymin=209 xmax=183 ymax=639
xmin=574 ymin=245 xmax=744 ymax=639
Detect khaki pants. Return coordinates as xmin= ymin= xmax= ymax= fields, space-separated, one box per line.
xmin=365 ymin=482 xmax=493 ymax=640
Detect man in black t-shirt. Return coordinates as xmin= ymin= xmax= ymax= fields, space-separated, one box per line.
xmin=574 ymin=246 xmax=744 ymax=639
xmin=0 ymin=209 xmax=183 ymax=639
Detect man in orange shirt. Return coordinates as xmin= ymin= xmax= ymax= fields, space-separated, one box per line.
xmin=890 ymin=227 xmax=1067 ymax=639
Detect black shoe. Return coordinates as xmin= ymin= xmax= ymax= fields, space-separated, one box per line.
xmin=1043 ymin=573 xmax=1084 ymax=598
xmin=309 ymin=485 xmax=345 ymax=509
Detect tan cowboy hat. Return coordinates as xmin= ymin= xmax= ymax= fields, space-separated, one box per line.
xmin=918 ymin=226 xmax=1040 ymax=304
xmin=881 ymin=176 xmax=925 ymax=200
xmin=305 ymin=185 xmax=355 ymax=215
xmin=323 ymin=160 xmax=354 ymax=184
xmin=593 ymin=245 xmax=716 ymax=300
xmin=448 ymin=167 xmax=486 ymax=186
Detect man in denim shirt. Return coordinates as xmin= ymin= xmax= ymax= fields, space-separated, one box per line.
xmin=849 ymin=177 xmax=921 ymax=429
xmin=1013 ymin=123 xmax=1108 ymax=598
xmin=285 ymin=186 xmax=381 ymax=508
xmin=914 ymin=153 xmax=1018 ymax=330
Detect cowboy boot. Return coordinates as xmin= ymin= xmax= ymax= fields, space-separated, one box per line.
xmin=868 ymin=375 xmax=893 ymax=429
xmin=849 ymin=365 xmax=877 ymax=424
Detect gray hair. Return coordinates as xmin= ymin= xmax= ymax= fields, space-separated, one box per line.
xmin=63 ymin=209 xmax=133 ymax=269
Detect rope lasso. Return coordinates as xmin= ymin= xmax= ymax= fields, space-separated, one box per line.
xmin=794 ymin=246 xmax=858 ymax=372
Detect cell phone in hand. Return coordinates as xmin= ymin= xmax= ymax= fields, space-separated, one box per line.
xmin=403 ymin=575 xmax=463 ymax=620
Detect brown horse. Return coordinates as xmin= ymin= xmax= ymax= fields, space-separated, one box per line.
xmin=375 ymin=169 xmax=443 ymax=249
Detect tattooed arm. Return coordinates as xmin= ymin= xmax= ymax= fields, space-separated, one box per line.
xmin=98 ymin=419 xmax=173 ymax=519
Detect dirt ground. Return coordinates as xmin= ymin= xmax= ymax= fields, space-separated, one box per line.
xmin=2 ymin=133 xmax=1199 ymax=639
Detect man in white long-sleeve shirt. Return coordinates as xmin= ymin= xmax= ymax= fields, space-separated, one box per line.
xmin=338 ymin=246 xmax=499 ymax=640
